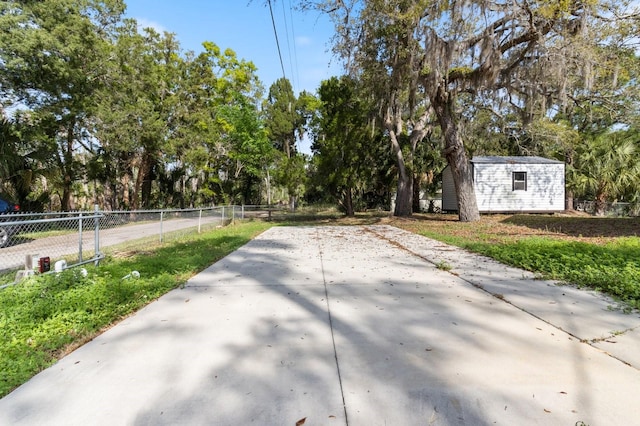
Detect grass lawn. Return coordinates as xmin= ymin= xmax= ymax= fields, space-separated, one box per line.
xmin=387 ymin=213 xmax=640 ymax=311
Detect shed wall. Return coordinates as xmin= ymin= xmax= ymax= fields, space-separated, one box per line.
xmin=473 ymin=162 xmax=565 ymax=212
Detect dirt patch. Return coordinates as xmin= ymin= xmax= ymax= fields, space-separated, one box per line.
xmin=388 ymin=213 xmax=640 ymax=245
xmin=290 ymin=212 xmax=638 ymax=245
xmin=502 ymin=214 xmax=640 ymax=239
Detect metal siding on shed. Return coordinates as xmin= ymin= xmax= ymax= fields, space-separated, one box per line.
xmin=474 ymin=162 xmax=565 ymax=212
xmin=441 ymin=157 xmax=565 ymax=213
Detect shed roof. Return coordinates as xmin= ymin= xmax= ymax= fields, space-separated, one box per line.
xmin=471 ymin=156 xmax=563 ymax=165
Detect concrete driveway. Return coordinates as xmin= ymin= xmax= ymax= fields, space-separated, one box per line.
xmin=1 ymin=225 xmax=639 ymax=425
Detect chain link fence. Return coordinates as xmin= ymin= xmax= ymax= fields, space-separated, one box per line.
xmin=574 ymin=200 xmax=640 ymax=217
xmin=0 ymin=206 xmax=251 ymax=289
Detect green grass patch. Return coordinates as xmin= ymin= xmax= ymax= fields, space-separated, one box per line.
xmin=435 ymin=261 xmax=453 ymax=271
xmin=420 ymin=229 xmax=640 ymax=309
xmin=0 ymin=220 xmax=271 ymax=397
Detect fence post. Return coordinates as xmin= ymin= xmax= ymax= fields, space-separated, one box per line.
xmin=232 ymin=205 xmax=235 ymax=224
xmin=222 ymin=206 xmax=225 ymax=225
xmin=78 ymin=212 xmax=84 ymax=263
xmin=198 ymin=208 xmax=202 ymax=233
xmin=241 ymin=204 xmax=245 ymax=220
xmin=160 ymin=211 xmax=164 ymax=243
xmin=94 ymin=204 xmax=100 ymax=265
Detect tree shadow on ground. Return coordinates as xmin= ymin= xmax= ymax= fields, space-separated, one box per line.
xmin=124 ymin=227 xmax=604 ymax=425
xmin=502 ymin=215 xmax=640 ymax=239
xmin=269 ymin=211 xmax=390 ymax=226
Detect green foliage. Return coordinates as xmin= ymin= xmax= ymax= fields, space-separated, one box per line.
xmin=1 ymin=2 xmax=273 ymax=210
xmin=263 ymin=78 xmax=315 ymax=208
xmin=421 ymin=231 xmax=640 ymax=309
xmin=570 ymin=131 xmax=640 ymax=214
xmin=263 ymin=78 xmax=299 ymax=157
xmin=435 ymin=261 xmax=452 ymax=271
xmin=0 ymin=221 xmax=271 ymax=397
xmin=0 ymin=0 xmax=125 ymax=210
xmin=477 ymin=238 xmax=640 ymax=307
xmin=311 ymin=76 xmax=389 ymax=215
xmin=272 ymin=152 xmax=308 ymax=207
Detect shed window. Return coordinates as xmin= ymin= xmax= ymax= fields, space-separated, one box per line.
xmin=512 ymin=172 xmax=527 ymax=191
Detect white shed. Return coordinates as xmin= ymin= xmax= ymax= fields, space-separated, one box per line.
xmin=442 ymin=156 xmax=565 ymax=213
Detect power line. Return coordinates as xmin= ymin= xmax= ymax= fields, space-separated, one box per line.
xmin=268 ymin=0 xmax=287 ymax=81
xmin=280 ymin=0 xmax=297 ymax=92
xmin=287 ymin=0 xmax=301 ymax=93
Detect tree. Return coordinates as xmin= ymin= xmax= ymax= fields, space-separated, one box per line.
xmin=0 ymin=0 xmax=125 ymax=210
xmin=94 ymin=27 xmax=266 ymax=208
xmin=264 ymin=78 xmax=299 ymax=159
xmin=92 ymin=22 xmax=184 ymax=209
xmin=571 ymin=131 xmax=640 ymax=216
xmin=0 ymin=113 xmax=58 ymax=210
xmin=304 ymin=0 xmax=627 ymax=221
xmin=177 ymin=42 xmax=265 ymax=205
xmin=217 ymin=94 xmax=276 ymax=204
xmin=313 ymin=0 xmax=434 ymax=216
xmin=263 ymin=78 xmax=310 ymax=210
xmin=313 ymin=76 xmax=381 ymax=215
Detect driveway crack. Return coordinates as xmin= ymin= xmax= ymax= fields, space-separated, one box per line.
xmin=316 ymin=229 xmax=349 ymax=425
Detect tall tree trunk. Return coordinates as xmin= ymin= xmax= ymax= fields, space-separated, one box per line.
xmin=60 ymin=123 xmax=76 ymax=212
xmin=344 ymin=187 xmax=354 ymax=217
xmin=131 ymin=152 xmax=148 ymax=211
xmin=265 ymin=169 xmax=272 ymax=205
xmin=564 ymin=151 xmax=574 ymax=211
xmin=433 ymin=92 xmax=480 ymax=222
xmin=394 ymin=172 xmax=413 ymax=216
xmin=141 ymin=153 xmax=155 ymax=209
xmin=121 ymin=173 xmax=130 ymax=209
xmin=565 ymin=190 xmax=575 ymax=211
xmin=389 ymin=131 xmax=413 ymax=216
xmin=412 ymin=172 xmax=422 ymax=213
xmin=594 ymin=190 xmax=607 ymax=216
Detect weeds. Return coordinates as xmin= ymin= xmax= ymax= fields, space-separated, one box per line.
xmin=435 ymin=261 xmax=453 ymax=271
xmin=403 ymin=215 xmax=640 ymax=310
xmin=0 ymin=221 xmax=271 ymax=397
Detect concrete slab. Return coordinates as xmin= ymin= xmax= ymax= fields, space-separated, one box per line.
xmin=317 ymin=225 xmax=640 ymax=425
xmin=367 ymin=225 xmax=640 ymax=341
xmin=1 ymin=225 xmax=639 ymax=425
xmin=593 ymin=326 xmax=640 ymax=369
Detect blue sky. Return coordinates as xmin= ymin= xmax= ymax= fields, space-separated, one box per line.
xmin=123 ymin=0 xmax=342 ymax=96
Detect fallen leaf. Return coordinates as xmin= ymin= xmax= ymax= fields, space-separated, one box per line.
xmin=296 ymin=417 xmax=307 ymax=426
xmin=544 ymin=409 xmax=551 ymax=413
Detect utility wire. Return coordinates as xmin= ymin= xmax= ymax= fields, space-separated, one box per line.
xmin=268 ymin=0 xmax=287 ymax=80
xmin=281 ymin=0 xmax=296 ymax=92
xmin=287 ymin=0 xmax=301 ymax=94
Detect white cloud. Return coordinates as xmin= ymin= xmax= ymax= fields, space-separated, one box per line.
xmin=135 ymin=18 xmax=167 ymax=35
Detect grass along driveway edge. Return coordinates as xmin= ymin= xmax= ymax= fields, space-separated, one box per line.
xmin=0 ymin=221 xmax=272 ymax=397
